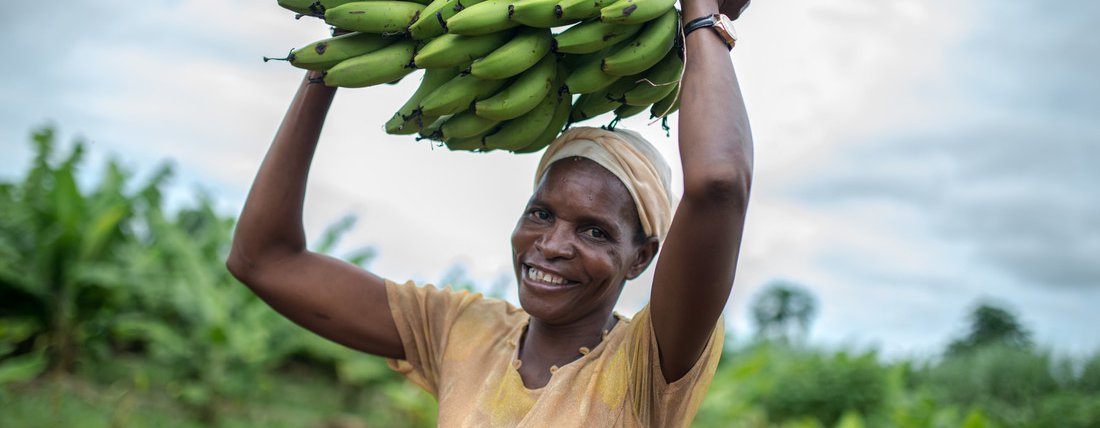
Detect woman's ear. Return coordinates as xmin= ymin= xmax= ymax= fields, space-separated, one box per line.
xmin=626 ymin=237 xmax=660 ymax=280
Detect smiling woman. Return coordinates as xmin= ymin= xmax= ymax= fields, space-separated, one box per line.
xmin=226 ymin=0 xmax=753 ymax=424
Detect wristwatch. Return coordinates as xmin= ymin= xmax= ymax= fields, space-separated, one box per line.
xmin=683 ymin=13 xmax=738 ymax=50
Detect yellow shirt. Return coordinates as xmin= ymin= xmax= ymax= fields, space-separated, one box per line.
xmin=385 ymin=280 xmax=724 ymax=427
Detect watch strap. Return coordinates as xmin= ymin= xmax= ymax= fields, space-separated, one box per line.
xmin=682 ymin=14 xmax=735 ymax=50
xmin=683 ymin=15 xmax=717 ymax=36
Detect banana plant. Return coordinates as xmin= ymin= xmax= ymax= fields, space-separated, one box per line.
xmin=110 ymin=194 xmax=307 ymax=422
xmin=0 ymin=126 xmax=169 ymax=376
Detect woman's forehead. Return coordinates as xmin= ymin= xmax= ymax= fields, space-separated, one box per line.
xmin=532 ymin=158 xmax=636 ymax=218
xmin=537 ymin=157 xmax=622 ymax=194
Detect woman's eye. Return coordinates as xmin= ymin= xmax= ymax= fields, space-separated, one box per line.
xmin=529 ymin=209 xmax=550 ymax=221
xmin=584 ymin=228 xmax=607 ymax=239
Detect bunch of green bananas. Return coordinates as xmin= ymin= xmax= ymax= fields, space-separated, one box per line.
xmin=273 ymin=0 xmax=683 ymax=153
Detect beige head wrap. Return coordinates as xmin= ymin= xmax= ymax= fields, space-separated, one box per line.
xmin=534 ymin=127 xmax=673 ymax=242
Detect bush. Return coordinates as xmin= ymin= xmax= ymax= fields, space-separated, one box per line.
xmin=919 ymin=345 xmax=1059 ymax=426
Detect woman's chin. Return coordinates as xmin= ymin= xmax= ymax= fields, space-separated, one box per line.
xmin=518 ymin=288 xmax=570 ymax=323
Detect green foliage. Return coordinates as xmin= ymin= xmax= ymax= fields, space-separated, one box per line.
xmin=947 ymin=302 xmax=1032 ymax=356
xmin=0 ymin=126 xmax=437 ymax=425
xmin=917 ymin=345 xmax=1088 ymax=427
xmin=0 ymin=350 xmax=47 ymax=387
xmin=1079 ymin=352 xmax=1100 ymax=393
xmin=109 ymin=195 xmax=307 ymax=421
xmin=750 ymin=281 xmax=817 ymax=344
xmin=757 ymin=348 xmax=887 ymax=425
xmin=695 ymin=344 xmax=888 ymax=427
xmin=696 ymin=342 xmax=1100 ymax=428
xmin=0 ymin=126 xmax=172 ymax=374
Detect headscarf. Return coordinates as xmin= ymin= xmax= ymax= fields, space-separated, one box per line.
xmin=533 ymin=127 xmax=673 ymax=242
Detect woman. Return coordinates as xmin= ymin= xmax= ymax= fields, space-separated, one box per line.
xmin=227 ymin=0 xmax=753 ymax=424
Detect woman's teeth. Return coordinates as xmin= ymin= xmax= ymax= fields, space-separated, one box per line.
xmin=528 ymin=267 xmax=567 ymax=285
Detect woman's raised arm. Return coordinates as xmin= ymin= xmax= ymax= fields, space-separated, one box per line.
xmin=226 ymin=71 xmax=404 ymax=359
xmin=649 ymin=0 xmax=754 ymax=382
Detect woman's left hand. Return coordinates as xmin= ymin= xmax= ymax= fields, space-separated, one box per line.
xmin=717 ymin=0 xmax=751 ymax=20
xmin=681 ymin=0 xmax=751 ymax=20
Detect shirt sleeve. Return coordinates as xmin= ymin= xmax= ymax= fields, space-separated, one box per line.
xmin=625 ymin=305 xmax=725 ymax=427
xmin=384 ymin=279 xmax=483 ymax=397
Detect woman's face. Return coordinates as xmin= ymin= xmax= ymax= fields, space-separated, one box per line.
xmin=511 ymin=157 xmax=656 ymax=325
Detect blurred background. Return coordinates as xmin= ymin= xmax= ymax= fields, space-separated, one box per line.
xmin=1 ymin=0 xmax=1097 ymax=426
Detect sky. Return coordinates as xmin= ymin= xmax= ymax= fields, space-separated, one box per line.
xmin=1 ymin=0 xmax=1097 ymax=358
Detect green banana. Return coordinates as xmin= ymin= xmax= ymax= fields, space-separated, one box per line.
xmin=564 ymin=48 xmax=618 ymax=94
xmin=601 ymin=8 xmax=677 ymax=76
xmin=569 ymin=75 xmax=636 ymax=122
xmin=277 ymin=0 xmax=321 ymax=15
xmin=599 ymin=0 xmax=676 ymax=24
xmin=418 ymin=115 xmax=450 ymax=140
xmin=553 ymin=19 xmax=642 ymax=54
xmin=282 ymin=32 xmax=397 ymax=71
xmin=613 ymin=102 xmax=648 ymax=119
xmin=419 ymin=74 xmax=509 ymax=116
xmin=440 ymin=110 xmax=501 ymax=139
xmin=444 ymin=132 xmax=492 ymax=151
xmin=649 ymin=84 xmax=679 ymax=118
xmin=512 ymin=90 xmax=573 ymax=153
xmin=414 ymin=31 xmax=513 ymax=69
xmin=509 ymin=0 xmax=577 ymax=28
xmin=324 ymin=1 xmax=425 ymax=34
xmin=556 ymin=0 xmax=615 ymax=20
xmin=386 ymin=112 xmax=440 ymax=135
xmin=469 ymin=27 xmax=553 ymax=80
xmin=603 ymin=73 xmax=644 ymax=102
xmin=320 ymin=0 xmax=432 ymax=10
xmin=408 ymin=6 xmax=447 ymax=39
xmin=390 ymin=114 xmax=437 ymax=134
xmin=445 ymin=0 xmax=519 ymax=35
xmin=620 ymin=48 xmax=682 ymax=105
xmin=483 ymin=90 xmax=562 ymax=151
xmin=483 ymin=64 xmax=567 ymax=150
xmin=569 ymin=93 xmax=619 ymax=123
xmin=317 ymin=0 xmax=358 ymax=10
xmin=323 ymin=40 xmax=417 ymax=88
xmin=318 ymin=0 xmax=363 ymax=11
xmin=475 ymin=53 xmax=557 ymax=120
xmin=408 ymin=0 xmax=488 ymax=39
xmin=385 ymin=67 xmax=461 ymax=134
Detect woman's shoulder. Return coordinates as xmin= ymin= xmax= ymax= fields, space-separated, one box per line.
xmin=386 ymin=278 xmax=527 ymax=329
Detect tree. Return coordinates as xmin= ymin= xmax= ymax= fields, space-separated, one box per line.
xmin=947 ymin=301 xmax=1032 ymax=356
xmin=750 ymin=281 xmax=817 ymax=344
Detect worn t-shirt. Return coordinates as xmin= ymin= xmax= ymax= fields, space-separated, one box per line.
xmin=384 ymin=279 xmax=724 ymax=427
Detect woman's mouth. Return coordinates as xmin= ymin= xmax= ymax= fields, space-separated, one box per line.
xmin=524 ymin=264 xmax=577 ymax=287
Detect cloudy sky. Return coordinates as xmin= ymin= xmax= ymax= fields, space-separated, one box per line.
xmin=2 ymin=0 xmax=1096 ymax=358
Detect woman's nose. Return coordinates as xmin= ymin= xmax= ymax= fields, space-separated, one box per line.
xmin=534 ymin=224 xmax=576 ymax=259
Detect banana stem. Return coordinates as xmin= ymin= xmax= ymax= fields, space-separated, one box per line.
xmin=263 ymin=50 xmax=295 ymax=63
xmin=607 ymin=116 xmax=622 ymax=130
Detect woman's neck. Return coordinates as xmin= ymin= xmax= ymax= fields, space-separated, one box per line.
xmin=517 ymin=311 xmax=619 ymax=388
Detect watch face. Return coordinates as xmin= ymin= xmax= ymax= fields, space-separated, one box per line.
xmin=714 ymin=14 xmax=738 ymax=45
xmin=717 ymin=14 xmax=734 ymax=41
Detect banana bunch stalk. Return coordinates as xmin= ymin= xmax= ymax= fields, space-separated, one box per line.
xmin=272 ymin=0 xmax=685 ymax=153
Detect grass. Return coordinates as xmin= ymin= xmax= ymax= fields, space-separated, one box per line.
xmin=2 ymin=357 xmax=436 ymax=428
